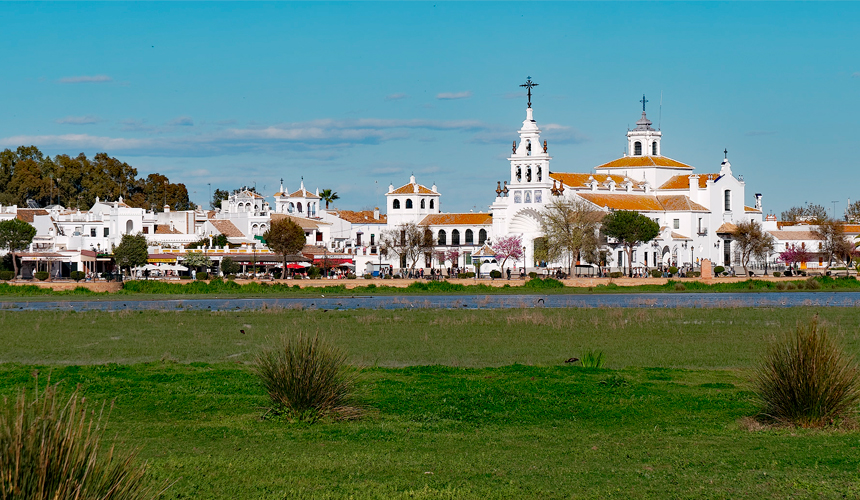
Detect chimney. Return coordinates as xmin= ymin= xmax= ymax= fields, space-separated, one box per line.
xmin=164 ymin=205 xmax=170 ymax=213
xmin=607 ymin=177 xmax=616 ymax=192
xmin=688 ymin=175 xmax=699 ymax=203
xmin=755 ymin=193 xmax=762 ymax=211
xmin=373 ymin=207 xmax=379 ymax=220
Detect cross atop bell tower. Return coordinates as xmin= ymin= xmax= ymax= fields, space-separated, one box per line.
xmin=520 ymin=77 xmax=538 ymax=108
xmin=640 ymin=94 xmax=648 ymax=112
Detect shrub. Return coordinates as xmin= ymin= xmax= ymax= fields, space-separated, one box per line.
xmin=307 ymin=266 xmax=321 ymax=279
xmin=457 ymin=272 xmax=475 ymax=279
xmin=195 ymin=271 xmax=209 ymax=280
xmin=490 ymin=270 xmax=502 ymax=279
xmin=753 ymin=316 xmax=860 ymax=427
xmin=0 ymin=384 xmax=156 ymax=499
xmin=804 ymin=277 xmax=822 ymax=290
xmin=773 ymin=271 xmax=781 ymax=277
xmin=609 ymin=272 xmax=623 ymax=278
xmin=254 ymin=333 xmax=361 ymax=422
xmin=70 ymin=271 xmax=86 ymax=282
xmin=101 ymin=272 xmax=114 ymax=282
xmin=776 ymin=282 xmax=788 ymax=291
xmin=179 ymin=275 xmax=192 ymax=280
xmin=528 ymin=272 xmax=538 ymax=279
xmin=674 ymin=283 xmax=686 ymax=291
xmin=272 ymin=268 xmax=282 ymax=279
xmin=363 ymin=274 xmax=373 ymax=280
xmin=226 ymin=274 xmax=236 ymax=280
xmin=0 ymin=270 xmax=13 ymax=281
xmin=786 ymin=282 xmax=797 ymax=290
xmin=581 ymin=350 xmax=605 ymax=369
xmin=714 ymin=266 xmax=725 ymax=275
xmin=668 ymin=266 xmax=678 ymax=275
xmin=523 ymin=277 xmax=564 ymax=289
xmin=650 ymin=269 xmax=662 ymax=278
xmin=33 ymin=272 xmax=49 ymax=281
xmin=689 ymin=271 xmax=701 ymax=277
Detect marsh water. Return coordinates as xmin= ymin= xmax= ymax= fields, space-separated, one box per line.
xmin=2 ymin=292 xmax=860 ymax=311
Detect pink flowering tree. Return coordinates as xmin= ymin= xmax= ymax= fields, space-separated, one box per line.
xmin=779 ymin=245 xmax=812 ymax=271
xmin=444 ymin=249 xmax=461 ymax=269
xmin=493 ymin=234 xmax=524 ymax=270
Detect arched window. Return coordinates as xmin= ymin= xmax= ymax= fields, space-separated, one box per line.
xmin=451 ymin=229 xmax=460 ymax=246
xmin=297 ymin=202 xmax=303 ymax=213
xmin=252 ymin=224 xmax=259 ymax=236
xmin=125 ymin=220 xmax=133 ymax=234
xmin=652 ymin=142 xmax=657 ymax=155
xmin=406 ymin=199 xmax=413 ymax=209
xmin=288 ymin=202 xmax=294 ymax=213
xmin=420 ymin=199 xmax=425 ymax=209
xmin=430 ymin=200 xmax=434 ymax=209
xmin=516 ymin=166 xmax=521 ymax=182
xmin=438 ymin=230 xmax=447 ymax=245
xmin=465 ymin=229 xmax=474 ymax=245
xmin=634 ymin=141 xmax=642 ymax=155
xmin=537 ymin=166 xmax=542 ymax=182
xmin=526 ymin=166 xmax=532 ymax=182
xmin=393 ymin=199 xmax=400 ymax=209
xmin=479 ymin=229 xmax=487 ymax=245
xmin=526 ymin=140 xmax=531 ymax=156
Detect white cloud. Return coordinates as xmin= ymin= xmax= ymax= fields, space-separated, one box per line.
xmin=852 ymin=72 xmax=860 ymax=78
xmin=55 ymin=115 xmax=101 ymax=125
xmin=168 ymin=116 xmax=194 ymax=127
xmin=436 ymin=91 xmax=472 ymax=100
xmin=385 ymin=93 xmax=408 ymax=101
xmin=57 ymin=75 xmax=113 ymax=84
xmin=1 ymin=117 xmax=504 ymax=157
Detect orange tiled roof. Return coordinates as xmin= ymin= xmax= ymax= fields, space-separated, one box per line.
xmin=656 ymin=195 xmax=709 ymax=212
xmin=768 ymin=230 xmax=823 ymax=241
xmin=595 ymin=156 xmax=694 ymax=170
xmin=419 ymin=213 xmax=492 ymax=226
xmin=577 ymin=193 xmax=663 ymax=211
xmin=16 ymin=209 xmax=48 ymax=223
xmin=389 ymin=183 xmax=436 ymax=195
xmin=331 ymin=210 xmax=387 ymax=224
xmin=288 ymin=189 xmax=320 ymax=199
xmin=154 ymin=225 xmax=181 ymax=235
xmin=270 ymin=213 xmax=330 ymax=230
xmin=744 ymin=206 xmax=762 ymax=213
xmin=716 ymin=222 xmax=738 ymax=234
xmin=658 ymin=173 xmax=721 ymax=190
xmin=471 ymin=244 xmax=496 ymax=257
xmin=671 ymin=232 xmax=691 ymax=240
xmin=208 ymin=219 xmax=245 ymax=238
xmin=843 ymin=224 xmax=860 ymax=234
xmin=549 ymin=172 xmax=645 ymax=189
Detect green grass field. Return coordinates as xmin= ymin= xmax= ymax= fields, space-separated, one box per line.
xmin=3 ymin=307 xmax=860 ymax=499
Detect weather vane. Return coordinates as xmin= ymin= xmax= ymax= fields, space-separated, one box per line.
xmin=520 ymin=77 xmax=538 ymax=108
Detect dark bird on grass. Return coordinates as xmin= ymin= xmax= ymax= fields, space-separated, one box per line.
xmin=565 ymin=357 xmax=580 ymax=363
xmin=240 ymin=329 xmax=245 ymax=334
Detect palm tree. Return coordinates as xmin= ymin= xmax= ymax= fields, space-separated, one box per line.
xmin=320 ymin=189 xmax=340 ymax=209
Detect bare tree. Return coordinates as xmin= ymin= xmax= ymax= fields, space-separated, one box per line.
xmin=845 ymin=200 xmax=860 ymax=223
xmin=380 ymin=223 xmax=433 ymax=273
xmin=732 ymin=220 xmax=775 ymax=276
xmin=781 ymin=204 xmax=828 ymax=224
xmin=539 ymin=197 xmax=604 ymax=276
xmin=814 ymin=219 xmax=853 ymax=269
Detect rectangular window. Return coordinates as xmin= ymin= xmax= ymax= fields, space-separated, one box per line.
xmin=465 ymin=255 xmax=472 ymax=265
xmin=104 ymin=228 xmax=109 ymax=237
xmin=655 ymin=218 xmax=660 ymax=226
xmin=673 ymin=219 xmax=680 ymax=230
xmin=142 ymin=227 xmax=149 ymax=234
xmin=724 ymin=190 xmax=731 ymax=211
xmin=618 ymin=251 xmax=623 ymax=266
xmin=370 ymin=234 xmax=375 ymax=246
xmin=90 ymin=228 xmax=96 ymax=237
xmin=632 ymin=251 xmax=636 ymax=262
xmin=356 ymin=233 xmax=362 ymax=246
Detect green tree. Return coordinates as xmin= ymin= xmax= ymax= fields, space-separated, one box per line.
xmin=264 ymin=218 xmax=307 ymax=271
xmin=183 ymin=251 xmax=212 ymax=272
xmin=112 ymin=234 xmax=149 ymax=275
xmin=731 ymin=220 xmax=776 ymax=276
xmin=220 ymin=256 xmax=240 ymax=276
xmin=211 ymin=189 xmax=229 ymax=210
xmin=602 ymin=210 xmax=660 ymax=277
xmin=186 ymin=234 xmax=229 ymax=249
xmin=319 ymin=189 xmax=340 ymax=210
xmin=0 ymin=218 xmax=37 ymax=277
xmin=539 ymin=198 xmax=603 ymax=276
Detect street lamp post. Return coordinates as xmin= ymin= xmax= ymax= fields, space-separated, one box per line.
xmin=522 ymin=245 xmax=526 ymax=279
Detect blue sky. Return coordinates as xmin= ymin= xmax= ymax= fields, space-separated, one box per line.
xmin=1 ymin=2 xmax=858 ymax=216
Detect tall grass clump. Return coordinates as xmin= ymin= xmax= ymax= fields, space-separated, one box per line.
xmin=753 ymin=316 xmax=860 ymax=427
xmin=581 ymin=349 xmax=605 ymax=369
xmin=254 ymin=333 xmax=361 ymax=422
xmin=0 ymin=384 xmax=159 ymax=499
